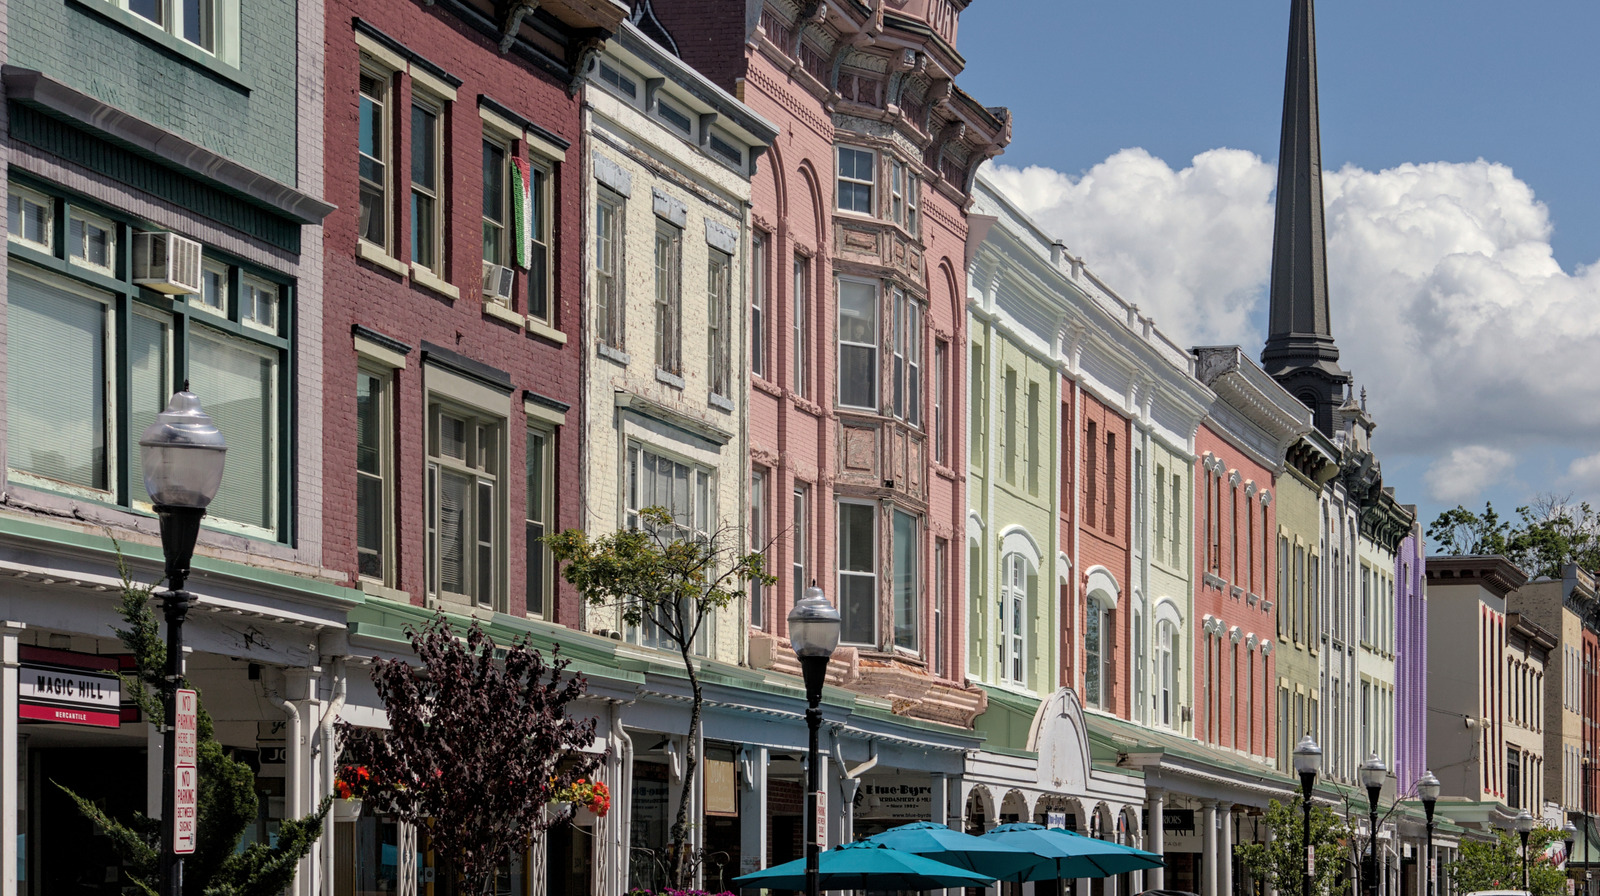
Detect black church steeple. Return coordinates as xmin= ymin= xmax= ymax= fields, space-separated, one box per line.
xmin=1261 ymin=0 xmax=1350 ymax=437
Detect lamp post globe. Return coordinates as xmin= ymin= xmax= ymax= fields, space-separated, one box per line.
xmin=1293 ymin=735 xmax=1321 ymax=896
xmin=140 ymin=388 xmax=226 ymax=896
xmin=788 ymin=583 xmax=839 ymax=896
xmin=1360 ymin=754 xmax=1386 ymax=896
xmin=1418 ymin=771 xmax=1441 ymax=896
xmin=1516 ymin=809 xmax=1536 ymax=891
xmin=1567 ymin=821 xmax=1580 ymax=872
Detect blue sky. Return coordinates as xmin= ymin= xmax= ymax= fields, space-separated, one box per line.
xmin=957 ymin=0 xmax=1600 ymax=538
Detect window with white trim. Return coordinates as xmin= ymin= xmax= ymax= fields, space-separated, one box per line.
xmin=196 ymin=259 xmax=228 ymax=315
xmin=933 ymin=537 xmax=947 ymax=678
xmin=1085 ymin=597 xmax=1109 ymax=709
xmin=625 ymin=443 xmax=715 ymax=652
xmin=410 ymin=92 xmax=445 ymax=275
xmin=358 ymin=66 xmax=393 ymax=251
xmin=654 ymin=222 xmax=683 ymax=374
xmin=890 ymin=158 xmax=920 ymax=235
xmin=1158 ymin=619 xmax=1177 ymax=727
xmin=836 ymin=145 xmax=875 ymax=214
xmin=707 ymin=249 xmax=732 ymax=398
xmin=792 ymin=483 xmax=809 ymax=611
xmin=751 ymin=232 xmax=767 ymax=378
xmin=6 ymin=187 xmax=289 ymax=539
xmin=427 ymin=404 xmax=503 ymax=609
xmin=67 ymin=209 xmax=117 ymax=276
xmin=595 ymin=188 xmax=625 ymax=348
xmin=525 ymin=423 xmax=553 ymax=618
xmin=117 ymin=0 xmax=222 ymax=55
xmin=793 ymin=253 xmax=809 ymax=397
xmin=356 ymin=365 xmax=395 ymax=585
xmin=933 ymin=339 xmax=949 ymax=465
xmin=892 ymin=509 xmax=918 ymax=651
xmin=838 ymin=500 xmax=877 ymax=645
xmin=750 ymin=468 xmax=767 ymax=629
xmin=837 ymin=277 xmax=878 ymax=410
xmin=1000 ymin=551 xmax=1035 ymax=687
xmin=890 ymin=288 xmax=922 ymax=426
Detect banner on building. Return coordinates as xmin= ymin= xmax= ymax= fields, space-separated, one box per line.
xmin=17 ymin=646 xmax=122 ymax=728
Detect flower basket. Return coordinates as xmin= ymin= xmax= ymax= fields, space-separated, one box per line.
xmin=333 ymin=798 xmax=364 ymax=821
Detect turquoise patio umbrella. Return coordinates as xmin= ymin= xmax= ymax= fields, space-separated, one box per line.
xmin=981 ymin=823 xmax=1165 ymax=882
xmin=733 ymin=841 xmax=997 ymax=891
xmin=862 ymin=821 xmax=1044 ymax=879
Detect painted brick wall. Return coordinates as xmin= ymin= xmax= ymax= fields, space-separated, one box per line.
xmin=320 ymin=1 xmax=584 ymax=624
xmin=1077 ymin=392 xmax=1131 ymax=718
xmin=10 ymin=0 xmax=299 ymax=184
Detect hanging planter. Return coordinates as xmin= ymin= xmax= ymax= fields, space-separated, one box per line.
xmin=333 ymin=798 xmax=365 ymax=821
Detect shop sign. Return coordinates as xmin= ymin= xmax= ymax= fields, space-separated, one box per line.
xmin=854 ymin=779 xmax=933 ymax=820
xmin=258 ymin=720 xmax=287 ymax=778
xmin=1163 ymin=809 xmax=1195 ymax=833
xmin=1047 ymin=810 xmax=1067 ymax=828
xmin=173 ymin=688 xmax=198 ymax=855
xmin=17 ymin=645 xmax=122 ymax=728
xmin=704 ymin=756 xmax=738 ymax=817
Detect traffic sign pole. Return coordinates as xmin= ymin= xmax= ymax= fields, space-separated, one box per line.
xmin=173 ymin=688 xmax=198 ymax=855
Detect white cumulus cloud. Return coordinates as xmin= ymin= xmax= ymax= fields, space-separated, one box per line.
xmin=1424 ymin=447 xmax=1517 ymax=504
xmin=984 ymin=151 xmax=1600 ymax=511
xmin=1564 ymin=453 xmax=1600 ymax=494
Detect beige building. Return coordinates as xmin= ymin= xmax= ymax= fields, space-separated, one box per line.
xmin=1505 ymin=612 xmax=1556 ymax=814
xmin=1426 ymin=555 xmax=1532 ymax=832
xmin=1509 ymin=566 xmax=1597 ymax=822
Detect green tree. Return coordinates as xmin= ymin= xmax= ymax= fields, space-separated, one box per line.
xmin=546 ymin=507 xmax=775 ymax=890
xmin=1446 ymin=827 xmax=1568 ymax=896
xmin=60 ymin=557 xmax=328 ymax=896
xmin=1235 ymin=799 xmax=1352 ymax=896
xmin=1428 ymin=502 xmax=1513 ymax=557
xmin=1507 ymin=493 xmax=1600 ymax=578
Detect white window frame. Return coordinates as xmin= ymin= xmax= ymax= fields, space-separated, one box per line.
xmin=66 ymin=208 xmax=117 ymax=277
xmin=358 ymin=62 xmax=395 ymax=256
xmin=194 ymin=258 xmax=229 ymax=317
xmin=525 ymin=421 xmax=554 ymax=619
xmin=836 ymin=145 xmax=876 ymax=215
xmin=891 ymin=508 xmax=919 ymax=653
xmin=890 ymin=288 xmax=922 ymax=426
xmin=750 ymin=468 xmax=767 ymax=630
xmin=624 ymin=442 xmax=716 ymax=653
xmin=8 ymin=186 xmax=55 ymax=254
xmin=707 ymin=249 xmax=732 ymax=398
xmin=1158 ymin=619 xmax=1177 ymax=728
xmin=793 ymin=483 xmax=809 ymax=611
xmin=240 ymin=274 xmax=278 ymax=335
xmin=751 ymin=232 xmax=766 ymax=378
xmin=890 ymin=158 xmax=918 ymax=234
xmin=427 ymin=401 xmax=505 ymax=611
xmin=410 ymin=91 xmax=446 ymax=277
xmin=837 ymin=499 xmax=879 ymax=647
xmin=836 ymin=276 xmax=879 ymax=411
xmin=1085 ymin=597 xmax=1108 ymax=709
xmin=356 ymin=361 xmax=396 ymax=587
xmin=595 ymin=188 xmax=625 ymax=349
xmin=526 ymin=157 xmax=554 ymax=324
xmin=596 ymin=59 xmax=640 ymax=102
xmin=480 ymin=133 xmax=511 ymax=292
xmin=107 ymin=0 xmax=238 ymax=62
xmin=793 ymin=252 xmax=809 ymax=398
xmin=654 ymin=220 xmax=683 ymax=375
xmin=1000 ymin=552 xmax=1031 ymax=687
xmin=933 ymin=338 xmax=948 ymax=465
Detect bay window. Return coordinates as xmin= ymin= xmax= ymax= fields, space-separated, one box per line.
xmin=890 ymin=288 xmax=922 ymax=425
xmin=893 ymin=510 xmax=918 ymax=651
xmin=6 ymin=186 xmax=289 ymax=539
xmin=836 ymin=145 xmax=875 ymax=214
xmin=837 ymin=501 xmax=877 ymax=645
xmin=837 ymin=277 xmax=878 ymax=410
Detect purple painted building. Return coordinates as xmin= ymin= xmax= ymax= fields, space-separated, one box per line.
xmin=1394 ymin=513 xmax=1428 ymax=787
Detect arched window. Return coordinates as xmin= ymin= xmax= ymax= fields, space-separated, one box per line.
xmin=1085 ymin=597 xmax=1108 ymax=708
xmin=1158 ymin=620 xmax=1177 ymax=728
xmin=1000 ymin=552 xmax=1035 ymax=687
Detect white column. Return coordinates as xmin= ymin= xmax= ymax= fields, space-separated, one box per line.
xmin=1218 ymin=805 xmax=1234 ymax=896
xmin=1148 ymin=789 xmax=1166 ymax=890
xmin=1202 ymin=800 xmax=1219 ymax=896
xmin=931 ymin=773 xmax=949 ymax=825
xmin=1265 ymin=822 xmax=1278 ymax=896
xmin=739 ymin=747 xmax=769 ymax=878
xmin=2 ymin=622 xmax=23 ymax=896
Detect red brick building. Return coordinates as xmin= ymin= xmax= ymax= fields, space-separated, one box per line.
xmin=321 ymin=0 xmax=628 ymax=623
xmin=1070 ymin=387 xmax=1134 ymax=718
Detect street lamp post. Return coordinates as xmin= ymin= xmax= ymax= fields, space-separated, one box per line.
xmin=140 ymin=388 xmax=227 ymax=896
xmin=1294 ymin=736 xmax=1323 ymax=896
xmin=1516 ymin=809 xmax=1536 ymax=892
xmin=1418 ymin=771 xmax=1440 ymax=896
xmin=1567 ymin=821 xmax=1580 ymax=892
xmin=1360 ymin=753 xmax=1388 ymax=896
xmin=788 ymin=583 xmax=841 ymax=896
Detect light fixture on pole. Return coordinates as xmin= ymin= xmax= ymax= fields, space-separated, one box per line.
xmin=1417 ymin=771 xmax=1441 ymax=896
xmin=1516 ymin=809 xmax=1537 ymax=892
xmin=788 ymin=582 xmax=840 ymax=896
xmin=141 ymin=387 xmax=227 ymax=896
xmin=1293 ymin=735 xmax=1322 ymax=896
xmin=1567 ymin=821 xmax=1580 ymax=885
xmin=1360 ymin=753 xmax=1387 ymax=896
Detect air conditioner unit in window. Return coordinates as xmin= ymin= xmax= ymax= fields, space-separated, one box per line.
xmin=481 ymin=261 xmax=514 ymax=306
xmin=132 ymin=231 xmax=203 ymax=295
xmin=1180 ymin=705 xmax=1194 ymax=723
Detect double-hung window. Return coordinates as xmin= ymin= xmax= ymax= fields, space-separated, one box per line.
xmin=427 ymin=404 xmax=503 ymax=609
xmin=892 ymin=509 xmax=918 ymax=651
xmin=837 ymin=278 xmax=878 ymax=410
xmin=836 ymin=146 xmax=875 ymax=214
xmin=751 ymin=232 xmax=767 ymax=378
xmin=1000 ymin=552 xmax=1033 ymax=687
xmin=480 ymin=107 xmax=556 ymax=322
xmin=358 ymin=67 xmax=392 ymax=250
xmin=837 ymin=501 xmax=878 ymax=646
xmin=356 ymin=365 xmax=395 ymax=584
xmin=890 ymin=159 xmax=919 ymax=234
xmin=933 ymin=339 xmax=948 ymax=465
xmin=792 ymin=253 xmax=809 ymax=397
xmin=525 ymin=423 xmax=553 ymax=618
xmin=750 ymin=469 xmax=767 ymax=629
xmin=625 ymin=444 xmax=714 ymax=651
xmin=1158 ymin=620 xmax=1177 ymax=727
xmin=654 ymin=222 xmax=683 ymax=374
xmin=595 ymin=189 xmax=625 ymax=348
xmin=793 ymin=484 xmax=809 ymax=609
xmin=119 ymin=0 xmax=222 ymax=55
xmin=525 ymin=159 xmax=552 ymax=323
xmin=707 ymin=250 xmax=732 ymax=398
xmin=1085 ymin=598 xmax=1108 ymax=708
xmin=890 ymin=288 xmax=922 ymax=425
xmin=6 ymin=186 xmax=287 ymax=539
xmin=410 ymin=94 xmax=445 ymax=275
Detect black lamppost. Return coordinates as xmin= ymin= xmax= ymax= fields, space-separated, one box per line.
xmin=140 ymin=388 xmax=227 ymax=896
xmin=788 ymin=583 xmax=840 ymax=896
xmin=1567 ymin=821 xmax=1580 ymax=891
xmin=1294 ymin=735 xmax=1322 ymax=896
xmin=1516 ymin=809 xmax=1536 ymax=892
xmin=1360 ymin=753 xmax=1387 ymax=896
xmin=1418 ymin=771 xmax=1440 ymax=896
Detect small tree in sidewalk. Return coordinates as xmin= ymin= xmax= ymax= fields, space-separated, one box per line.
xmin=1447 ymin=826 xmax=1568 ymax=896
xmin=1235 ymin=799 xmax=1352 ymax=896
xmin=335 ymin=613 xmax=602 ymax=896
xmin=546 ymin=507 xmax=775 ymax=889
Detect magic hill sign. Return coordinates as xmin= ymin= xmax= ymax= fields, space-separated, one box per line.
xmin=17 ymin=646 xmax=123 ymax=728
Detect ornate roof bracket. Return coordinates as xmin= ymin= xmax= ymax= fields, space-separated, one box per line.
xmin=495 ymin=1 xmax=540 ymax=54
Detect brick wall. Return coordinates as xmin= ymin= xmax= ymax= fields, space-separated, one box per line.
xmin=321 ymin=0 xmax=585 ymax=624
